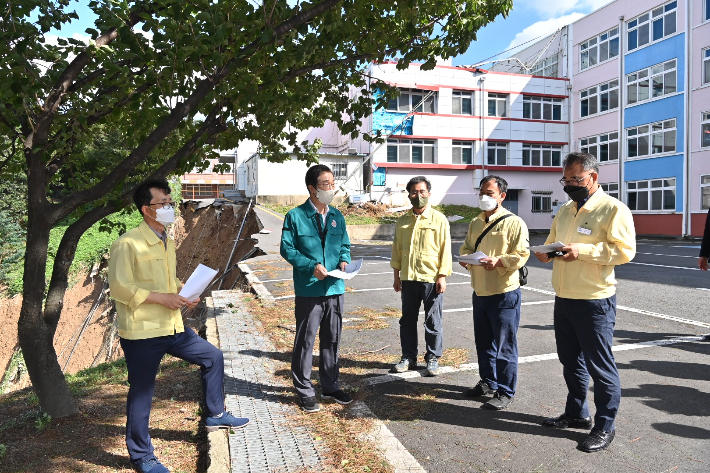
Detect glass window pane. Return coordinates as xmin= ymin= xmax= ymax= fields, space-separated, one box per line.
xmin=653 ymin=7 xmax=664 ymax=17
xmin=543 ymin=103 xmax=552 ymax=120
xmin=552 ymin=150 xmax=561 ymax=167
xmin=399 ymin=145 xmax=410 ymax=162
xmin=589 ymin=96 xmax=598 ymax=115
xmin=628 ymin=182 xmax=637 ymax=189
xmin=628 ymin=138 xmax=638 ymax=157
xmin=652 ymin=18 xmax=664 ymax=41
xmin=651 ymin=180 xmax=663 ymax=188
xmin=664 ymin=70 xmax=676 ymax=94
xmin=387 ymin=145 xmax=398 ymax=162
xmin=651 ymin=189 xmax=663 ymax=209
xmin=664 ymin=130 xmax=676 ymax=152
xmin=599 ymin=143 xmax=609 ymax=161
xmin=487 ymin=100 xmax=496 ymax=116
xmin=452 ymin=98 xmax=462 ymax=114
xmin=610 ymin=37 xmax=619 ymax=57
xmin=553 ymin=104 xmax=561 ymax=120
xmin=522 ymin=149 xmax=530 ymax=166
xmin=532 ymin=149 xmax=541 ymax=166
xmin=609 ymin=89 xmax=619 ymax=109
xmin=462 ymin=147 xmax=472 ymax=164
xmin=462 ymin=98 xmax=472 ymax=115
xmin=411 ymin=146 xmax=423 ymax=163
xmin=638 ymin=79 xmax=650 ymax=101
xmin=702 ymin=187 xmax=710 ymax=209
xmin=628 ymin=30 xmax=638 ymax=50
xmin=703 ymin=123 xmax=710 ymax=147
xmin=664 ymin=11 xmax=676 ymax=36
xmin=664 ymin=189 xmax=675 ymax=210
xmin=523 ymin=102 xmax=531 ymax=118
xmin=639 ymin=23 xmax=649 ymax=46
xmin=589 ymin=46 xmax=598 ymax=66
xmin=387 ymin=98 xmax=398 ymax=110
xmin=666 ymin=1 xmax=677 ymax=11
xmin=638 ymin=191 xmax=649 ymax=210
xmin=600 ymin=92 xmax=609 ymax=112
xmin=398 ymin=94 xmax=409 ymax=111
xmin=532 ymin=102 xmax=541 ymax=119
xmin=581 ymin=51 xmax=589 ymax=70
xmin=600 ymin=41 xmax=609 ymax=62
xmin=452 ymin=147 xmax=461 ymax=164
xmin=638 ymin=135 xmax=649 ymax=156
xmin=704 ymin=58 xmax=710 ymax=84
xmin=609 ymin=141 xmax=619 ymax=161
xmin=628 ymin=192 xmax=637 ymax=209
xmin=652 ymin=76 xmax=664 ymax=97
xmin=499 ymin=100 xmax=507 ymax=118
xmin=487 ymin=147 xmax=496 ymax=165
xmin=412 ymin=94 xmax=423 ymax=111
xmin=628 ymin=83 xmax=637 ymax=104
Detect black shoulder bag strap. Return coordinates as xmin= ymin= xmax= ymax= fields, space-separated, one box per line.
xmin=473 ymin=213 xmax=528 ymax=286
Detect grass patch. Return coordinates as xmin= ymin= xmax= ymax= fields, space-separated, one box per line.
xmin=0 ymin=356 xmax=208 ymax=471
xmin=344 ymin=306 xmax=400 ymax=331
xmin=432 ymin=204 xmax=481 ymax=223
xmin=439 ymin=348 xmax=470 ymax=368
xmin=367 ymin=383 xmax=439 ymax=423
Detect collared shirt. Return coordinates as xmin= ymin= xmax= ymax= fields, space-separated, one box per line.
xmin=108 ymin=220 xmax=183 ymax=340
xmin=308 ymin=197 xmax=329 ymax=226
xmin=151 ymin=227 xmax=167 ymax=249
xmin=391 ymin=205 xmax=452 ymax=283
xmin=460 ymin=207 xmax=530 ymax=296
xmin=544 ymin=189 xmax=636 ymax=300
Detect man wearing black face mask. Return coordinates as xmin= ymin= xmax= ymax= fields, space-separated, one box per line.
xmin=534 ymin=152 xmax=635 ymax=453
xmin=391 ymin=176 xmax=452 ymax=376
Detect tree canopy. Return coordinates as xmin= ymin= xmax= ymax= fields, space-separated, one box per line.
xmin=0 ymin=0 xmax=512 ymax=417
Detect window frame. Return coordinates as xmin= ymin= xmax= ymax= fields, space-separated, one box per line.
xmin=531 ymin=55 xmax=559 ymax=77
xmin=627 ymin=1 xmax=677 ymax=52
xmin=702 ymin=111 xmax=710 ymax=149
xmin=626 ymin=177 xmax=676 ymax=212
xmin=531 ymin=191 xmax=553 ymax=213
xmin=580 ymin=132 xmax=620 ymax=162
xmin=385 ymin=88 xmax=437 ymax=113
xmin=451 ymin=90 xmax=473 ymax=115
xmin=580 ymin=79 xmax=619 ymax=118
xmin=486 ymin=142 xmax=508 ymax=166
xmin=701 ymin=174 xmax=710 ymax=210
xmin=487 ymin=93 xmax=508 ymax=117
xmin=522 ymin=96 xmax=563 ymax=121
xmin=522 ymin=144 xmax=563 ymax=167
xmin=600 ymin=183 xmax=620 ymax=199
xmin=386 ymin=138 xmax=436 ymax=163
xmin=580 ymin=27 xmax=620 ymax=71
xmin=626 ymin=59 xmax=677 ymax=106
xmin=452 ymin=140 xmax=474 ymax=164
xmin=330 ymin=162 xmax=347 ymax=179
xmin=626 ymin=118 xmax=677 ymax=159
xmin=703 ymin=47 xmax=710 ymax=85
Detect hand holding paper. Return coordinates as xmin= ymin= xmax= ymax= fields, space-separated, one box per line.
xmin=456 ymin=252 xmax=488 ymax=265
xmin=527 ymin=242 xmax=566 ymax=253
xmin=179 ymin=264 xmax=219 ymax=301
xmin=327 ymin=259 xmax=363 ymax=280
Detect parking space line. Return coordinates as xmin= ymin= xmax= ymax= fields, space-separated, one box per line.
xmin=636 ymin=252 xmax=697 ymax=259
xmin=273 ymin=282 xmax=473 ymax=300
xmin=628 ymin=261 xmax=698 ymax=271
xmin=418 ymin=300 xmax=555 ymax=315
xmin=366 ymin=334 xmax=709 ymax=385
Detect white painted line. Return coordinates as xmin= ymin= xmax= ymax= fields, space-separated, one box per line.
xmin=261 ymin=272 xmax=394 ymax=283
xmin=366 ymin=334 xmax=709 ymax=385
xmin=273 ymin=281 xmax=474 ymax=300
xmin=616 ymin=305 xmax=710 ymax=329
xmin=628 ymin=262 xmax=698 ymax=271
xmin=697 ymin=288 xmax=710 ymax=292
xmin=349 ymin=402 xmax=426 ymax=473
xmin=418 ymin=300 xmax=555 ymax=315
xmin=671 ymin=245 xmax=701 ymax=249
xmin=521 ymin=286 xmax=556 ymax=296
xmin=636 ymin=252 xmax=697 ymax=259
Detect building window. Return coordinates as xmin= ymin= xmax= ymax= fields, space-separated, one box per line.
xmin=523 ymin=96 xmax=562 ymax=120
xmin=601 ymin=183 xmax=619 ymax=199
xmin=386 ymin=138 xmax=435 ymax=163
xmin=452 ymin=91 xmax=473 ymax=115
xmin=532 ymin=191 xmax=553 ymax=213
xmin=580 ymin=79 xmax=619 ymax=117
xmin=703 ymin=112 xmax=710 ymax=148
xmin=704 ymin=48 xmax=710 ymax=85
xmin=580 ymin=132 xmax=619 ymax=162
xmin=627 ymin=119 xmax=676 ymax=158
xmin=706 ymin=0 xmax=710 ymax=21
xmin=522 ymin=144 xmax=562 ymax=167
xmin=627 ymin=59 xmax=677 ymax=105
xmin=330 ymin=163 xmax=347 ymax=179
xmin=452 ymin=141 xmax=473 ymax=164
xmin=702 ymin=175 xmax=710 ymax=210
xmin=531 ymin=55 xmax=559 ymax=77
xmin=183 ymin=184 xmax=217 ymax=199
xmin=487 ymin=93 xmax=507 ymax=117
xmin=486 ymin=142 xmax=508 ymax=165
xmin=580 ymin=27 xmax=619 ymax=71
xmin=627 ymin=1 xmax=677 ymax=52
xmin=386 ymin=88 xmax=436 ymax=113
xmin=627 ymin=178 xmax=676 ymax=211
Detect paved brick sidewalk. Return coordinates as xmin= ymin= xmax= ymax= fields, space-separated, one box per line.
xmin=211 ymin=289 xmax=325 ymax=472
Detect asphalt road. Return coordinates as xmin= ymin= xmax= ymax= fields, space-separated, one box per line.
xmin=251 ymin=206 xmax=710 ymax=472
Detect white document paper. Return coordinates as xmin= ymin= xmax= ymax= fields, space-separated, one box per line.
xmin=179 ymin=264 xmax=219 ymax=301
xmin=456 ymin=252 xmax=488 ymax=265
xmin=527 ymin=241 xmax=566 ymax=253
xmin=327 ymin=258 xmax=363 ymax=280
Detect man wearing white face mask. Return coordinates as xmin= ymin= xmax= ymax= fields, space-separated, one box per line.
xmin=109 ymin=179 xmax=249 ymax=473
xmin=459 ymin=175 xmax=529 ymax=410
xmin=281 ymin=164 xmax=352 ymax=413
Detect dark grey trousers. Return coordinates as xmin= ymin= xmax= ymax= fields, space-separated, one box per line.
xmin=400 ymin=280 xmax=444 ymax=361
xmin=292 ymin=294 xmax=344 ymax=398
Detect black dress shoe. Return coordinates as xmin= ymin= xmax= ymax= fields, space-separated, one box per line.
xmin=541 ymin=413 xmax=593 ymax=429
xmin=579 ymin=429 xmax=615 ymax=452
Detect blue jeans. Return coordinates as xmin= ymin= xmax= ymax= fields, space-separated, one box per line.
xmin=472 ymin=288 xmax=521 ymax=397
xmin=399 ymin=280 xmax=444 ymax=361
xmin=554 ymin=295 xmax=620 ymax=432
xmin=120 ymin=327 xmax=225 ymax=464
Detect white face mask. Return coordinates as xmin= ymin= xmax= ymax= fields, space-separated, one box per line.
xmin=316 ymin=188 xmax=335 ymax=206
xmin=479 ymin=195 xmax=499 ymax=212
xmin=153 ymin=206 xmax=175 ymax=226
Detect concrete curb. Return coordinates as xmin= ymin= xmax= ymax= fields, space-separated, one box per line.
xmin=346 ymin=221 xmax=471 ymax=240
xmin=238 ymin=263 xmax=275 ymax=305
xmin=204 ymin=297 xmax=231 ymax=473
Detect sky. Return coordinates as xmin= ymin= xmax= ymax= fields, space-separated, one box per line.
xmin=52 ymin=0 xmax=613 ymax=67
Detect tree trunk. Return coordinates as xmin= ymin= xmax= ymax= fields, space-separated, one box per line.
xmin=17 ymin=217 xmax=78 ymax=418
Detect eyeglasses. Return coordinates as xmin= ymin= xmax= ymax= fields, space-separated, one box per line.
xmin=147 ymin=202 xmax=176 ymax=209
xmin=317 ymin=182 xmax=336 ymax=190
xmin=559 ymin=173 xmax=593 ymax=186
xmin=409 ymin=190 xmax=430 ymax=196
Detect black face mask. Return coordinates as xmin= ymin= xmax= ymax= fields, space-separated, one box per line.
xmin=563 ymin=185 xmax=590 ymax=203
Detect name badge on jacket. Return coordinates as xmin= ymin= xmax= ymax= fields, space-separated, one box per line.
xmin=577 ymin=226 xmax=592 ymax=235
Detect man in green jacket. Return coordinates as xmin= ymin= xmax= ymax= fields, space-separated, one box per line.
xmin=280 ymin=164 xmax=352 ymax=413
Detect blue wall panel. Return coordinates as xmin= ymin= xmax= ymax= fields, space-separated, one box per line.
xmin=625 ymin=32 xmax=685 ymax=84
xmin=623 ymin=93 xmax=684 ymax=153
xmin=372 ymin=109 xmax=413 ymax=136
xmin=624 ymin=153 xmax=684 ymax=210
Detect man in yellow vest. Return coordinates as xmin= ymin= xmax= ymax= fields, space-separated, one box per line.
xmin=535 ymin=153 xmax=635 ymax=453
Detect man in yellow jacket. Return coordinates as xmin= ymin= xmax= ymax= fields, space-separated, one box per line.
xmin=534 ymin=152 xmax=635 ymax=453
xmin=108 ymin=179 xmax=248 ymax=473
xmin=391 ymin=176 xmax=452 ymax=376
xmin=460 ymin=175 xmax=529 ymax=410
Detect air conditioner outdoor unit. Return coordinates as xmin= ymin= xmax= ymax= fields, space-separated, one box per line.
xmin=347 ymin=147 xmax=358 ymax=155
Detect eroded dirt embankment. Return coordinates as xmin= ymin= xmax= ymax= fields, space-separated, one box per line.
xmin=0 ymin=202 xmax=261 ymax=392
